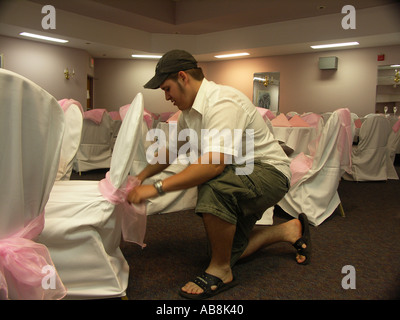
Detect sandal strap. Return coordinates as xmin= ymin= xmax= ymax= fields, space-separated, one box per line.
xmin=293 ymin=238 xmax=306 ymax=252
xmin=193 ymin=272 xmax=223 ymax=292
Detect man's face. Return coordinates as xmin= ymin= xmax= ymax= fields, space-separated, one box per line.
xmin=160 ymin=77 xmax=192 ymax=111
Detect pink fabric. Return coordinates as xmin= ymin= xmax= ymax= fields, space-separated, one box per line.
xmin=84 ymin=109 xmax=107 ymax=124
xmin=159 ymin=112 xmax=176 ymax=122
xmin=271 ymin=113 xmax=291 ymax=127
xmin=98 ymin=173 xmax=147 ymax=248
xmin=392 ymin=118 xmax=400 ymax=133
xmin=289 ymin=152 xmax=313 ymax=186
xmin=289 ymin=115 xmax=310 ymax=127
xmin=354 ymin=118 xmax=362 ymax=128
xmin=335 ymin=108 xmax=353 ymax=171
xmin=119 ymin=104 xmax=130 ymax=120
xmin=301 ymin=113 xmax=321 ymax=128
xmin=143 ymin=110 xmax=154 ymax=129
xmin=109 ymin=111 xmax=121 ymax=121
xmin=58 ymin=99 xmax=84 ymax=115
xmin=166 ymin=111 xmax=181 ymax=123
xmin=256 ymin=107 xmax=276 ymax=121
xmin=0 ymin=212 xmax=67 ymax=300
xmin=120 ymin=105 xmax=155 ymax=128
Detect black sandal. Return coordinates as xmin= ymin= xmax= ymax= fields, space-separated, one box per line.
xmin=292 ymin=213 xmax=312 ymax=265
xmin=179 ymin=272 xmax=238 ymax=300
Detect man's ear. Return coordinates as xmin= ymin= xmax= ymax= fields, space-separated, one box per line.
xmin=178 ymin=70 xmax=189 ymax=83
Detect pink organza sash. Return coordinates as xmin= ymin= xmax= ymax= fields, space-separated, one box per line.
xmin=58 ymin=99 xmax=84 ymax=115
xmin=0 ymin=212 xmax=66 ymax=300
xmin=84 ymin=109 xmax=106 ymax=124
xmin=98 ymin=172 xmax=147 ymax=248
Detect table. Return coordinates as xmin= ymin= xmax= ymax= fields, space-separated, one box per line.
xmin=273 ymin=126 xmax=317 ymax=155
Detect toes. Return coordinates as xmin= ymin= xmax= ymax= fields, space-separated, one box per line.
xmin=182 ymin=282 xmax=203 ymax=295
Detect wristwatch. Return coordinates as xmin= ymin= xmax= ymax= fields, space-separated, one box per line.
xmin=153 ymin=180 xmax=165 ymax=195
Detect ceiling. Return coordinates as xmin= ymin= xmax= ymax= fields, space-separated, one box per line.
xmin=1 ymin=0 xmax=400 ymax=61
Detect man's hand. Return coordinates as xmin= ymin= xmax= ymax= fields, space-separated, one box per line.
xmin=127 ymin=184 xmax=158 ymax=204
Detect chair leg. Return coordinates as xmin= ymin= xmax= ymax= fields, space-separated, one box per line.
xmin=338 ymin=202 xmax=345 ymax=217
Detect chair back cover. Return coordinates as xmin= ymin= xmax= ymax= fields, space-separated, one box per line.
xmin=56 ymin=102 xmax=83 ymax=180
xmin=0 ymin=69 xmax=66 ymax=299
xmin=279 ymin=108 xmax=353 ymax=226
xmin=345 ymin=115 xmax=391 ymax=181
xmin=74 ymin=110 xmax=113 ymax=172
xmin=109 ymin=93 xmax=144 ymax=188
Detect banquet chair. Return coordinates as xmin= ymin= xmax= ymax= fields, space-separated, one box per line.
xmin=278 ymin=108 xmax=353 ymax=226
xmin=56 ymin=101 xmax=83 ymax=181
xmin=38 ymin=93 xmax=147 ymax=299
xmin=73 ymin=109 xmax=113 ymax=173
xmin=0 ymin=69 xmax=66 ymax=299
xmin=342 ymin=115 xmax=391 ymax=181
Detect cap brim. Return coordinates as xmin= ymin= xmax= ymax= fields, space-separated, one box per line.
xmin=143 ymin=73 xmax=169 ymax=89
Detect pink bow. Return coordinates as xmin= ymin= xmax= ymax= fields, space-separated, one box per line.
xmin=0 ymin=213 xmax=66 ymax=300
xmin=98 ymin=173 xmax=147 ymax=248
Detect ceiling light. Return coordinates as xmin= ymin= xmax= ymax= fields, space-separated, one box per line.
xmin=214 ymin=52 xmax=250 ymax=59
xmin=19 ymin=32 xmax=68 ymax=43
xmin=131 ymin=54 xmax=162 ymax=59
xmin=311 ymin=42 xmax=359 ymax=49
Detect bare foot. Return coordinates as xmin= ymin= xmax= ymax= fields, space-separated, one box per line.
xmin=284 ymin=219 xmax=307 ymax=264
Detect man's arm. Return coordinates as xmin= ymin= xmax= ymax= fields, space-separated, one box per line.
xmin=127 ymin=152 xmax=226 ymax=204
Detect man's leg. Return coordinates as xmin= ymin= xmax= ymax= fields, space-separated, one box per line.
xmin=181 ymin=212 xmax=235 ymax=295
xmin=239 ymin=219 xmax=306 ymax=264
xmin=181 ymin=215 xmax=307 ymax=295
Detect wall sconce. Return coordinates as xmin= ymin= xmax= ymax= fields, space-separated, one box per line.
xmin=64 ymin=68 xmax=75 ymax=80
xmin=263 ymin=75 xmax=274 ymax=87
xmin=394 ymin=69 xmax=399 ymax=88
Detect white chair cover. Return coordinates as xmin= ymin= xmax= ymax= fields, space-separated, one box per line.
xmin=56 ymin=101 xmax=83 ymax=180
xmin=73 ymin=110 xmax=113 ymax=173
xmin=0 ymin=69 xmax=66 ymax=299
xmin=278 ymin=108 xmax=353 ymax=226
xmin=343 ymin=115 xmax=391 ymax=181
xmin=386 ymin=118 xmax=400 ymax=180
xmin=38 ymin=93 xmax=146 ymax=299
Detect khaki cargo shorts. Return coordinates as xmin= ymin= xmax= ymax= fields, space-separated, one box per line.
xmin=195 ymin=162 xmax=290 ymax=266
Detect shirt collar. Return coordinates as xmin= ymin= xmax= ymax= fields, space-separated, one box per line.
xmin=190 ymin=78 xmax=209 ymax=115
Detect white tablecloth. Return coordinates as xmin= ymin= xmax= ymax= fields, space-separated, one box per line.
xmin=273 ymin=126 xmax=317 ymax=155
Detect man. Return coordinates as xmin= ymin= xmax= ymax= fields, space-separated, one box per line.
xmin=127 ymin=50 xmax=311 ymax=300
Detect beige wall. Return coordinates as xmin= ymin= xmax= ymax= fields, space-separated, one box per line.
xmin=0 ymin=35 xmax=93 ymax=109
xmin=200 ymin=45 xmax=400 ymax=117
xmin=1 ymin=33 xmax=399 ymax=117
xmin=94 ymin=44 xmax=400 ymax=117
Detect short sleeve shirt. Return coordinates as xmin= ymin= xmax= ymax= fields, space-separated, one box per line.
xmin=175 ymin=78 xmax=291 ymax=180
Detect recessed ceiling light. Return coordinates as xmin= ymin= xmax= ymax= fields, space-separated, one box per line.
xmin=311 ymin=42 xmax=359 ymax=49
xmin=214 ymin=52 xmax=250 ymax=59
xmin=131 ymin=54 xmax=162 ymax=59
xmin=19 ymin=32 xmax=68 ymax=43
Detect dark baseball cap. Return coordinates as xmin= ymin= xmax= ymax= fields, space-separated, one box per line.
xmin=144 ymin=50 xmax=198 ymax=89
